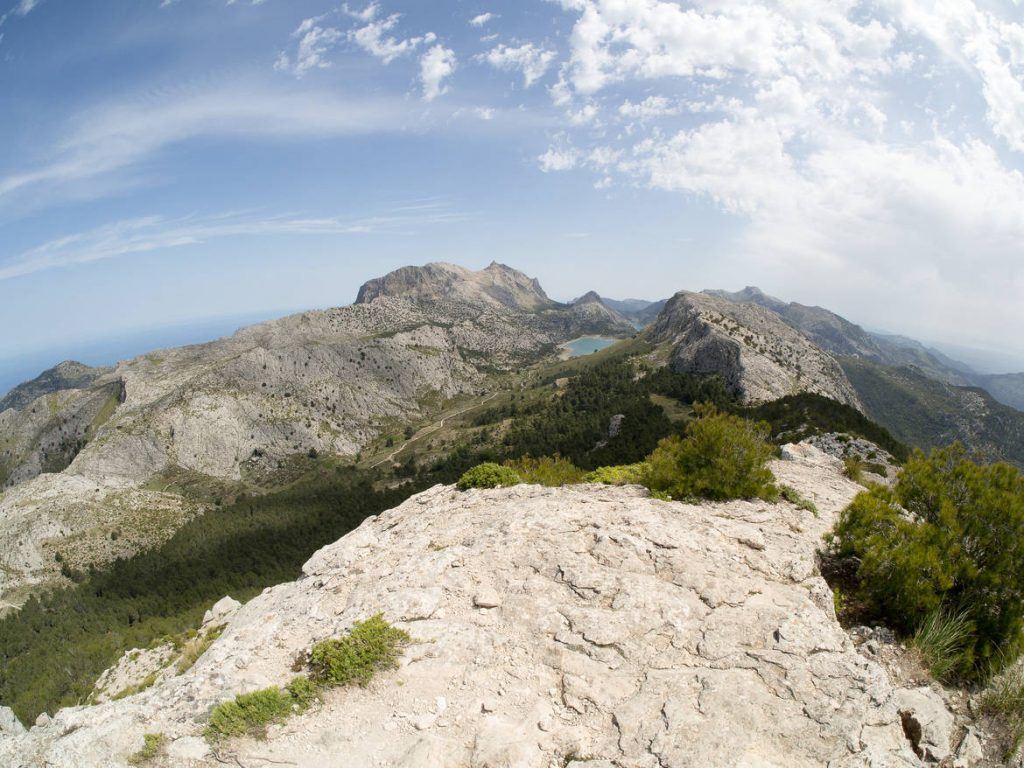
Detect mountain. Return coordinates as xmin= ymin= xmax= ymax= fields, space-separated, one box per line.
xmin=0 ymin=263 xmax=633 ymax=606
xmin=0 ymin=446 xmax=957 ymax=766
xmin=705 ymin=287 xmax=970 ymax=382
xmin=568 ymin=291 xmax=637 ymax=331
xmin=840 ymin=358 xmax=1024 ymax=467
xmin=645 ymin=291 xmax=862 ymax=408
xmin=706 ymin=286 xmax=1024 ymax=416
xmin=0 ymin=361 xmax=112 ymax=413
xmin=594 ymin=296 xmax=667 ymax=326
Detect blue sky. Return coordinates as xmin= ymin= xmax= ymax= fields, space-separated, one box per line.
xmin=1 ymin=0 xmax=1024 ymax=381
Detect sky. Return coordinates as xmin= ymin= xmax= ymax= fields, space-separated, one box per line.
xmin=1 ymin=0 xmax=1024 ymax=382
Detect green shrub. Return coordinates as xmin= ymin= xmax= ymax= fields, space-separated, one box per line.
xmin=206 ymin=686 xmax=295 ymax=739
xmin=780 ymin=485 xmax=818 ymax=515
xmin=830 ymin=444 xmax=1024 ymax=679
xmin=456 ymin=462 xmax=521 ymax=490
xmin=911 ymin=609 xmax=974 ymax=681
xmin=842 ymin=456 xmax=865 ymax=483
xmin=308 ymin=614 xmax=410 ymax=688
xmin=503 ymin=456 xmax=584 ymax=486
xmin=285 ymin=675 xmax=319 ymax=709
xmin=642 ymin=404 xmax=778 ymax=502
xmin=584 ymin=463 xmax=647 ymax=485
xmin=128 ymin=733 xmax=165 ymax=765
xmin=981 ymin=663 xmax=1024 ymax=755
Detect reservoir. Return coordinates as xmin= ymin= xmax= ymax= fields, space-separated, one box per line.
xmin=560 ymin=336 xmax=618 ymax=358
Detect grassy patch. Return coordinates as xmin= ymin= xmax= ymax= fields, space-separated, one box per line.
xmin=584 ymin=463 xmax=647 ymax=486
xmin=779 ymin=485 xmax=818 ymax=515
xmin=175 ymin=623 xmax=225 ymax=674
xmin=308 ymin=615 xmax=410 ymax=688
xmin=910 ymin=609 xmax=973 ymax=682
xmin=127 ymin=733 xmax=165 ymax=765
xmin=111 ymin=672 xmax=159 ymax=701
xmin=206 ymin=616 xmax=408 ymax=742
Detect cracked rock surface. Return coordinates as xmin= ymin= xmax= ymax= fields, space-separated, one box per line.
xmin=0 ymin=445 xmax=947 ymax=767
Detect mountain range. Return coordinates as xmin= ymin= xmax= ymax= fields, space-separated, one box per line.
xmin=0 ymin=261 xmax=1022 ymax=609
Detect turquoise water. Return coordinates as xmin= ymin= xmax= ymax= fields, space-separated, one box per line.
xmin=562 ymin=336 xmax=618 ymax=357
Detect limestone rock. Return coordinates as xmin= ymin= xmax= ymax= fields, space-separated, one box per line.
xmin=0 ymin=445 xmax=946 ymax=767
xmin=895 ymin=687 xmax=955 ymax=762
xmin=202 ymin=596 xmax=241 ymax=626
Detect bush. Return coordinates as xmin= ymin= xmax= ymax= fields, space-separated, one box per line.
xmin=642 ymin=404 xmax=778 ymax=501
xmin=457 ymin=463 xmax=521 ymax=490
xmin=829 ymin=444 xmax=1024 ymax=679
xmin=308 ymin=614 xmax=410 ymax=688
xmin=503 ymin=456 xmax=584 ymax=486
xmin=584 ymin=463 xmax=647 ymax=486
xmin=206 ymin=686 xmax=296 ymax=739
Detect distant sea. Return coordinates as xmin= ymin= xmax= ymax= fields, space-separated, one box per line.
xmin=0 ymin=309 xmax=302 ymax=398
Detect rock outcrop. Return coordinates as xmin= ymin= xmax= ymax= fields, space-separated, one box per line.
xmin=0 ymin=445 xmax=966 ymax=767
xmin=647 ymin=291 xmax=862 ymax=407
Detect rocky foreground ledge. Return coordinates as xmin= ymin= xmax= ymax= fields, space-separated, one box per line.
xmin=0 ymin=446 xmax=979 ymax=767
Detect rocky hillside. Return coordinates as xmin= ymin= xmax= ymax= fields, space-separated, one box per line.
xmin=0 ymin=264 xmax=632 ymax=606
xmin=646 ymin=291 xmax=862 ymax=408
xmin=708 ymin=287 xmax=1024 ymax=413
xmin=0 ymin=361 xmax=112 ymax=413
xmin=841 ymin=357 xmax=1024 ymax=468
xmin=0 ymin=445 xmax=982 ymax=767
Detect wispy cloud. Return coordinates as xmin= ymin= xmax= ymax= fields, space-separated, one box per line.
xmin=0 ymin=202 xmax=465 ymax=280
xmin=420 ymin=44 xmax=456 ymax=101
xmin=0 ymin=82 xmax=413 ymax=205
xmin=0 ymin=0 xmax=42 ymax=29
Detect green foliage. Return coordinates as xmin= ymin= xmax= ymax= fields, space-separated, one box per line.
xmin=911 ymin=609 xmax=974 ymax=682
xmin=308 ymin=614 xmax=410 ymax=688
xmin=285 ymin=675 xmax=319 ymax=710
xmin=642 ymin=405 xmax=779 ymax=502
xmin=779 ymin=485 xmax=818 ymax=515
xmin=457 ymin=462 xmax=521 ymax=490
xmin=205 ymin=686 xmax=296 ymax=740
xmin=176 ymin=624 xmax=225 ymax=674
xmin=127 ymin=733 xmax=165 ymax=765
xmin=830 ymin=444 xmax=1024 ymax=679
xmin=111 ymin=672 xmax=159 ymax=701
xmin=584 ymin=463 xmax=647 ymax=486
xmin=742 ymin=392 xmax=908 ymax=462
xmin=843 ymin=456 xmax=865 ymax=483
xmin=502 ymin=456 xmax=584 ymax=486
xmin=981 ymin=664 xmax=1024 ymax=755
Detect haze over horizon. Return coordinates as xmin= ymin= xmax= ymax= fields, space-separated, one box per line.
xmin=2 ymin=1 xmax=1023 ymax=373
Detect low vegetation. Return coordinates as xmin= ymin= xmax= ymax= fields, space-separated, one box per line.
xmin=457 ymin=462 xmax=521 ymax=490
xmin=127 ymin=732 xmax=165 ymax=765
xmin=584 ymin=462 xmax=646 ymax=486
xmin=829 ymin=444 xmax=1024 ymax=680
xmin=206 ymin=615 xmax=408 ymax=741
xmin=502 ymin=456 xmax=585 ymax=486
xmin=779 ymin=485 xmax=818 ymax=515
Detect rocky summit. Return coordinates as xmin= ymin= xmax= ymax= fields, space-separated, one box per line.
xmin=646 ymin=291 xmax=862 ymax=408
xmin=0 ymin=445 xmax=977 ymax=767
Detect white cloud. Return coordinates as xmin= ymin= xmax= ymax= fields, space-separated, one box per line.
xmin=0 ymin=203 xmax=464 ymax=280
xmin=0 ymin=84 xmax=411 ymax=204
xmin=469 ymin=12 xmax=496 ymax=28
xmin=348 ymin=10 xmax=435 ymax=64
xmin=420 ymin=44 xmax=456 ymax=101
xmin=482 ymin=43 xmax=556 ymax=87
xmin=538 ymin=142 xmax=580 ymax=172
xmin=618 ymin=96 xmax=680 ymax=120
xmin=274 ymin=16 xmax=343 ymax=77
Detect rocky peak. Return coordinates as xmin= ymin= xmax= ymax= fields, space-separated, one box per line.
xmin=572 ymin=290 xmax=603 ymax=305
xmin=0 ymin=444 xmax=972 ymax=767
xmin=647 ymin=291 xmax=862 ymax=407
xmin=355 ymin=261 xmax=557 ymax=312
xmin=0 ymin=360 xmax=112 ymax=413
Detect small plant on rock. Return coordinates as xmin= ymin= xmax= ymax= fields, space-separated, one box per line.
xmin=128 ymin=733 xmax=165 ymax=765
xmin=780 ymin=485 xmax=818 ymax=515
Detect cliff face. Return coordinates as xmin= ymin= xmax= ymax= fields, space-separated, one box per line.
xmin=0 ymin=445 xmax=959 ymax=767
xmin=647 ymin=291 xmax=862 ymax=408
